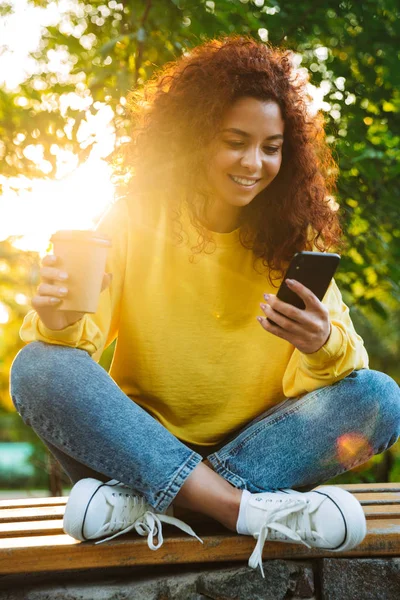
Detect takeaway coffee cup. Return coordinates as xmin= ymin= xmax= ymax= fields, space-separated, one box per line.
xmin=50 ymin=230 xmax=112 ymax=314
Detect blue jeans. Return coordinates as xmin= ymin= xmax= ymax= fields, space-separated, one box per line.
xmin=10 ymin=341 xmax=400 ymax=513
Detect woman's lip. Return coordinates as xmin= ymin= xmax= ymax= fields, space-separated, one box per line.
xmin=229 ymin=175 xmax=260 ymax=181
xmin=228 ymin=174 xmax=260 ymax=186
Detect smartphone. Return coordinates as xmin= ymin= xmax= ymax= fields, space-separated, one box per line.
xmin=267 ymin=251 xmax=341 ymax=324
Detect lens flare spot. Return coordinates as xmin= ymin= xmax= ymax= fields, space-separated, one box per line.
xmin=336 ymin=432 xmax=372 ymax=469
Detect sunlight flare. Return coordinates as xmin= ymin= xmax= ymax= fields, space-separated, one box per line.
xmin=336 ymin=432 xmax=372 ymax=470
xmin=1 ymin=156 xmax=115 ymax=256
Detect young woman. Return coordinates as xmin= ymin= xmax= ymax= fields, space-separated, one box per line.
xmin=10 ymin=36 xmax=400 ymax=577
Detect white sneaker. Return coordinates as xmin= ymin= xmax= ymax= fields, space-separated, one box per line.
xmin=243 ymin=485 xmax=367 ymax=577
xmin=63 ymin=478 xmax=203 ymax=549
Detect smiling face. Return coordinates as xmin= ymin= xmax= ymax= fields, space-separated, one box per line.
xmin=203 ymin=96 xmax=284 ymax=232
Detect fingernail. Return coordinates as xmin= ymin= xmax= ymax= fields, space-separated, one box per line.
xmin=286 ymin=279 xmax=294 ymax=285
xmin=59 ymin=272 xmax=68 ymax=280
xmin=257 ymin=316 xmax=263 ymax=323
xmin=263 ymin=293 xmax=270 ymax=300
xmin=50 ymin=297 xmax=61 ymax=304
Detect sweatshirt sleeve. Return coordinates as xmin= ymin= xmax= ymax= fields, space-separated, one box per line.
xmin=19 ymin=197 xmax=129 ymax=364
xmin=282 ymin=278 xmax=369 ymax=397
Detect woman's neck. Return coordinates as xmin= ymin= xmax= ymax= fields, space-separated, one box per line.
xmin=200 ymin=202 xmax=242 ymax=234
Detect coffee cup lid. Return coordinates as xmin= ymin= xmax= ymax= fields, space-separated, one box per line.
xmin=50 ymin=230 xmax=112 ymax=247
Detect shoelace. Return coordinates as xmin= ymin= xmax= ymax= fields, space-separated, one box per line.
xmin=94 ymin=492 xmax=203 ymax=548
xmin=248 ymin=498 xmax=329 ymax=578
xmin=132 ymin=512 xmax=203 ymax=550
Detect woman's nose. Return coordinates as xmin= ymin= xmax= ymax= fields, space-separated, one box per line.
xmin=240 ymin=147 xmax=262 ymax=171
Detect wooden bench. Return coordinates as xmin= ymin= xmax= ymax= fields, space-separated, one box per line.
xmin=1 ymin=483 xmax=400 ymax=575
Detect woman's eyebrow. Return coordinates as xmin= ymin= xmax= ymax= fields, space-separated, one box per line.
xmin=222 ymin=127 xmax=283 ymax=141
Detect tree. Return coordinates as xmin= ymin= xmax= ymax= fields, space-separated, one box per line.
xmin=1 ymin=0 xmax=399 ymax=487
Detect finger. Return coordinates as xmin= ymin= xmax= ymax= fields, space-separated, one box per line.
xmin=260 ymin=303 xmax=300 ymax=333
xmin=32 ymin=282 xmax=68 ymax=309
xmin=32 ymin=293 xmax=63 ymax=309
xmin=285 ymin=279 xmax=319 ymax=310
xmin=40 ymin=266 xmax=69 ymax=283
xmin=257 ymin=315 xmax=294 ymax=342
xmin=37 ymin=282 xmax=69 ymax=299
xmin=42 ymin=254 xmax=58 ymax=266
xmin=266 ymin=294 xmax=305 ymax=324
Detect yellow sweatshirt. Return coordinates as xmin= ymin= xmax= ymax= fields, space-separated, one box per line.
xmin=20 ymin=196 xmax=369 ymax=447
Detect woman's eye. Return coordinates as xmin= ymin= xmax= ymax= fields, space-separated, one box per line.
xmin=263 ymin=146 xmax=281 ymax=154
xmin=225 ymin=140 xmax=243 ymax=148
xmin=225 ymin=141 xmax=281 ymax=154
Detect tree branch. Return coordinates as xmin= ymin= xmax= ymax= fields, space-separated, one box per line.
xmin=134 ymin=0 xmax=152 ymax=85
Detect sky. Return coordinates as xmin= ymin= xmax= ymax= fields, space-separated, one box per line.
xmin=0 ymin=0 xmax=85 ymax=90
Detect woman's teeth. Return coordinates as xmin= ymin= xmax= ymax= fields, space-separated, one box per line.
xmin=229 ymin=175 xmax=259 ymax=187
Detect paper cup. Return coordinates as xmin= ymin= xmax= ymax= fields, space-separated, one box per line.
xmin=50 ymin=230 xmax=112 ymax=314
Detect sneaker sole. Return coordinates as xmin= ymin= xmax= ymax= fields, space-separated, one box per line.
xmin=314 ymin=485 xmax=367 ymax=551
xmin=63 ymin=478 xmax=118 ymax=541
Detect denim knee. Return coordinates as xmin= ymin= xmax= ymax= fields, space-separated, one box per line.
xmin=10 ymin=341 xmax=85 ymax=416
xmin=349 ymin=369 xmax=400 ymax=453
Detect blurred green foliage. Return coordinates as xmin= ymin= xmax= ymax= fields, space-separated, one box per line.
xmin=0 ymin=0 xmax=399 ymax=488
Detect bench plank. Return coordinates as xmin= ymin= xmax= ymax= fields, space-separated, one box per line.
xmin=1 ymin=486 xmax=400 ymax=574
xmin=0 ymin=519 xmax=399 ymax=574
xmin=363 ymin=505 xmax=400 ymax=518
xmin=0 ymin=506 xmax=64 ymax=523
xmin=1 ymin=490 xmax=400 ymax=527
xmin=2 ymin=507 xmax=400 ymax=540
xmin=339 ymin=483 xmax=400 ymax=492
xmin=0 ymin=497 xmax=68 ymax=509
xmin=0 ymin=520 xmax=64 ymax=538
xmin=352 ymin=492 xmax=400 ymax=504
xmin=0 ymin=505 xmax=398 ymax=539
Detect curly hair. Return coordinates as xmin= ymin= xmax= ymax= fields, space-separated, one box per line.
xmin=112 ymin=34 xmax=343 ymax=281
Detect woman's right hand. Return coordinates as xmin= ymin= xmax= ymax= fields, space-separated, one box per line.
xmin=31 ymin=254 xmax=112 ymax=331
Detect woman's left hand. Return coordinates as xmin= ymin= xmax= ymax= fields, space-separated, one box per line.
xmin=257 ymin=279 xmax=331 ymax=354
